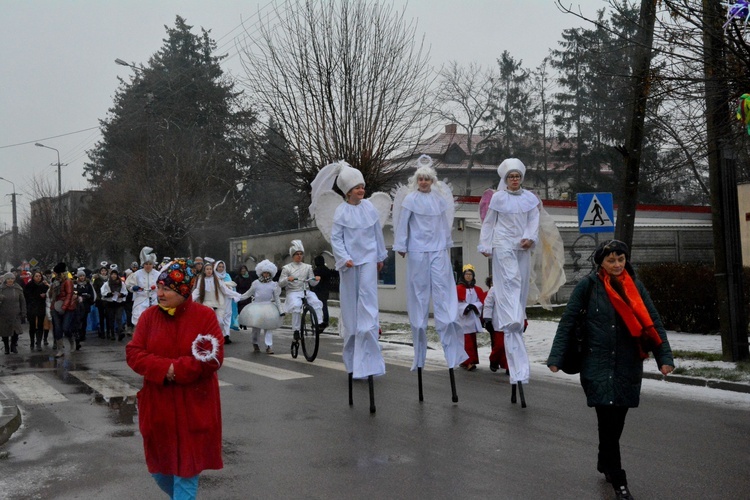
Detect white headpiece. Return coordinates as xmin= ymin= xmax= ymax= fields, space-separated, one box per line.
xmin=255 ymin=259 xmax=278 ymax=277
xmin=139 ymin=246 xmax=158 ymax=266
xmin=109 ymin=263 xmax=118 ymax=271
xmin=336 ymin=163 xmax=365 ymax=195
xmin=204 ymin=257 xmax=215 ymax=265
xmin=407 ymin=154 xmax=438 ymax=191
xmin=497 ymin=158 xmax=526 ymax=191
xmin=289 ymin=240 xmax=305 ymax=257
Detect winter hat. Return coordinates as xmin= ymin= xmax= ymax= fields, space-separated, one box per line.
xmin=53 ymin=262 xmax=67 ymax=274
xmin=76 ymin=270 xmax=86 ymax=278
xmin=289 ymin=240 xmax=305 ymax=257
xmin=497 ymin=158 xmax=526 ymax=190
xmin=130 ymin=261 xmax=139 ymax=268
xmin=158 ymin=258 xmax=196 ymax=298
xmin=2 ymin=272 xmax=15 ymax=281
xmin=255 ymin=259 xmax=278 ymax=278
xmin=336 ymin=162 xmax=365 ymax=195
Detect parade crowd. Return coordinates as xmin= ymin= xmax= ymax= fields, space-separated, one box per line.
xmin=1 ymin=156 xmax=674 ymax=500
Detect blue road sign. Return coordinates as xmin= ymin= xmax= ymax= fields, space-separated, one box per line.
xmin=577 ymin=192 xmax=615 ymax=233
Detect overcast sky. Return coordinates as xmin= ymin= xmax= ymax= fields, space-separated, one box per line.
xmin=0 ymin=0 xmax=605 ymax=233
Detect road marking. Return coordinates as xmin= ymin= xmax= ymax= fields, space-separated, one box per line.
xmin=1 ymin=374 xmax=67 ymax=404
xmin=278 ymin=354 xmax=347 ymax=372
xmin=222 ymin=357 xmax=312 ymax=380
xmin=69 ymin=371 xmax=138 ymax=400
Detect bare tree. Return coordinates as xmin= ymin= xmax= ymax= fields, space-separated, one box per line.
xmin=237 ymin=0 xmax=434 ymax=197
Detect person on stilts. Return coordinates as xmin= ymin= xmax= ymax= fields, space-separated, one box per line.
xmin=309 ymin=161 xmax=390 ymax=414
xmin=478 ymin=158 xmax=539 ymax=408
xmin=393 ymin=155 xmax=467 ymax=403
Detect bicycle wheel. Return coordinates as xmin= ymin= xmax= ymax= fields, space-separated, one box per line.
xmin=300 ymin=305 xmax=319 ymax=362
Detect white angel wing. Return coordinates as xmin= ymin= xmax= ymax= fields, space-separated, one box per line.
xmin=312 ymin=190 xmax=344 ymax=243
xmin=434 ymin=180 xmax=456 ymax=226
xmin=390 ymin=184 xmax=410 ymax=235
xmin=369 ymin=191 xmax=393 ymax=229
xmin=528 ymin=203 xmax=567 ymax=310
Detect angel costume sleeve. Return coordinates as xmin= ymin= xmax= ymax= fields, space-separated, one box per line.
xmin=331 ymin=199 xmax=387 ymax=271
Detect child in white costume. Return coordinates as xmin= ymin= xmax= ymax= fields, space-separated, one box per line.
xmin=192 ymin=259 xmax=241 ymax=344
xmin=478 ymin=158 xmax=539 ymax=405
xmin=279 ymin=240 xmax=324 ymax=339
xmin=238 ymin=260 xmax=283 ymax=354
xmin=125 ymin=246 xmax=160 ymax=326
xmin=214 ymin=260 xmax=238 ymax=343
xmin=393 ymin=155 xmax=467 ymax=401
xmin=309 ymin=161 xmax=391 ymax=413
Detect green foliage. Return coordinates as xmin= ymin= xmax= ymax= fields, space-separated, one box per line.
xmin=637 ymin=262 xmax=750 ymax=333
xmin=83 ymin=16 xmax=256 ymax=258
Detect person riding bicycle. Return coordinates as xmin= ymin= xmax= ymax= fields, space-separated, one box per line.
xmin=279 ymin=240 xmax=323 ymax=342
xmin=238 ymin=259 xmax=283 ymax=354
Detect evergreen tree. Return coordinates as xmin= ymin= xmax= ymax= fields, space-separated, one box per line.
xmin=84 ymin=16 xmax=255 ymax=258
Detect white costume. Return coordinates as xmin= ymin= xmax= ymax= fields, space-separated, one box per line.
xmin=392 ymin=156 xmax=468 ymax=370
xmin=331 ymin=199 xmax=388 ymax=379
xmin=239 ymin=260 xmax=283 ymax=349
xmin=125 ymin=247 xmax=160 ymax=325
xmin=192 ymin=271 xmax=241 ymax=335
xmin=478 ymin=159 xmax=539 ymax=385
xmin=309 ymin=161 xmax=391 ymax=381
xmin=279 ymin=241 xmax=324 ymax=333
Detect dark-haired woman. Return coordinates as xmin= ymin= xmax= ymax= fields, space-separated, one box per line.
xmin=547 ymin=240 xmax=674 ymax=500
xmin=24 ymin=270 xmax=48 ymax=351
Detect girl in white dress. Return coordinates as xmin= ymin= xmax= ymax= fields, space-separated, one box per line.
xmin=238 ymin=259 xmax=283 ymax=354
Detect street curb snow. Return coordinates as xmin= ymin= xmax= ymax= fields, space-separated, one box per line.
xmin=0 ymin=398 xmax=21 ymax=447
xmin=642 ymin=372 xmax=750 ymax=394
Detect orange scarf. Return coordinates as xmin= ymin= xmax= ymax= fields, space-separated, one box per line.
xmin=598 ymin=268 xmax=662 ymax=359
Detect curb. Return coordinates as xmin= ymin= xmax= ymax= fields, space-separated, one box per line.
xmin=642 ymin=372 xmax=750 ymax=394
xmin=0 ymin=397 xmax=21 ymax=447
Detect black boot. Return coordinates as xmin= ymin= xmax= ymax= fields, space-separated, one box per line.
xmin=2 ymin=337 xmax=9 ymax=355
xmin=611 ymin=470 xmax=632 ymax=499
xmin=43 ymin=330 xmax=49 ymax=346
xmin=35 ymin=330 xmax=43 ymax=351
xmin=10 ymin=333 xmax=18 ymax=353
xmin=29 ymin=331 xmax=35 ymax=350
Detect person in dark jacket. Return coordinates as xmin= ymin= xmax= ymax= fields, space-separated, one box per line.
xmin=73 ymin=270 xmax=95 ymax=350
xmin=234 ymin=265 xmax=255 ymax=317
xmin=24 ymin=270 xmax=49 ymax=351
xmin=547 ymin=240 xmax=674 ymax=500
xmin=313 ymin=255 xmax=334 ymax=332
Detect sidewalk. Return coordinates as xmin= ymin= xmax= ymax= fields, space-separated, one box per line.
xmin=0 ymin=385 xmax=21 ymax=447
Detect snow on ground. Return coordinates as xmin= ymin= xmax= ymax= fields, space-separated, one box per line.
xmin=326 ymin=307 xmax=750 ymax=410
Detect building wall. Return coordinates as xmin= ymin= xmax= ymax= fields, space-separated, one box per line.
xmin=230 ymin=202 xmax=713 ymax=312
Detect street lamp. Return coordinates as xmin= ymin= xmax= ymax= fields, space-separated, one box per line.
xmin=115 ymin=58 xmax=142 ymax=72
xmin=34 ymin=142 xmax=62 ymax=226
xmin=0 ymin=176 xmax=18 ymax=264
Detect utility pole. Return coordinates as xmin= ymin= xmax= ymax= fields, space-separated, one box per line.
xmin=34 ymin=142 xmax=65 ymax=228
xmin=0 ymin=177 xmax=19 ymax=265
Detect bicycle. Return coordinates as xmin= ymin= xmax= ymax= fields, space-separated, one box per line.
xmin=289 ymin=278 xmax=320 ymax=362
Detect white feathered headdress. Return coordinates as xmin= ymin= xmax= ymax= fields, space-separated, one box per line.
xmin=289 ymin=240 xmax=305 ymax=256
xmin=308 ymin=161 xmax=392 ymax=243
xmin=255 ymin=259 xmax=278 ymax=277
xmin=392 ymin=155 xmax=455 ymax=237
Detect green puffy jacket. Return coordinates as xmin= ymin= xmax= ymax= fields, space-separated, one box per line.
xmin=547 ymin=272 xmax=674 ymax=408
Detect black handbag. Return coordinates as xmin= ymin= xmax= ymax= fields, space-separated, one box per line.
xmin=560 ymin=276 xmax=594 ymax=375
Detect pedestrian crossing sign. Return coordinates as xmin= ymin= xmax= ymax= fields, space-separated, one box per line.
xmin=577 ymin=192 xmax=615 ymax=233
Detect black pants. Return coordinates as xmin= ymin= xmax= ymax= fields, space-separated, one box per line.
xmin=595 ymin=405 xmax=629 ymax=486
xmin=104 ymin=303 xmax=124 ymax=338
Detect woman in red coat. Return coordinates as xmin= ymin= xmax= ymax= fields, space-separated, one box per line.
xmin=126 ymin=258 xmax=223 ymax=499
xmin=456 ymin=264 xmax=486 ymax=371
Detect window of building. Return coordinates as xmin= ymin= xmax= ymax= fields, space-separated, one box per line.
xmin=378 ymin=248 xmax=396 ymax=285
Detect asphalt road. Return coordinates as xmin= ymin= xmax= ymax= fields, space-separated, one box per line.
xmin=0 ymin=331 xmax=748 ymax=500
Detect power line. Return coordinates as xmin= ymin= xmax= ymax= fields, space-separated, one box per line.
xmin=0 ymin=126 xmax=100 ymax=149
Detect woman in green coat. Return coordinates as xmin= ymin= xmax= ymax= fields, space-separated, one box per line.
xmin=547 ymin=240 xmax=674 ymax=500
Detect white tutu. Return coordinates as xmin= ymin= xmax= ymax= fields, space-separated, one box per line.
xmin=238 ymin=302 xmax=283 ymax=330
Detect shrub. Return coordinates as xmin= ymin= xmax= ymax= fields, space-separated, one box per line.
xmin=636 ymin=262 xmax=750 ymax=334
